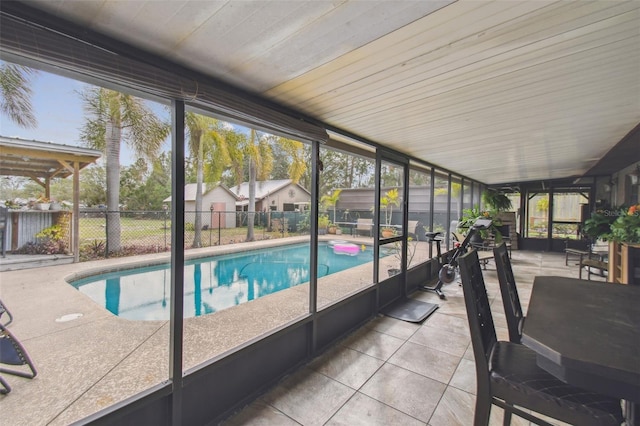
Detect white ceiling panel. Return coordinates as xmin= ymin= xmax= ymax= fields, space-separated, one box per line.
xmin=19 ymin=0 xmax=640 ymax=184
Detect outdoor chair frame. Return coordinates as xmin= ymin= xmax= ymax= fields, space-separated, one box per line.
xmin=458 ymin=250 xmax=623 ymax=426
xmin=0 ymin=323 xmax=38 ymax=394
xmin=493 ymin=242 xmax=524 ymax=343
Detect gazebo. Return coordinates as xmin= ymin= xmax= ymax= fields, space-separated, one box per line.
xmin=0 ymin=136 xmax=102 ymax=262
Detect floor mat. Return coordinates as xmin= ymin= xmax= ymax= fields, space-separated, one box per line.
xmin=381 ymin=298 xmax=438 ymax=323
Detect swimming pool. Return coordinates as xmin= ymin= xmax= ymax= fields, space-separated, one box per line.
xmin=70 ymin=242 xmax=383 ymax=320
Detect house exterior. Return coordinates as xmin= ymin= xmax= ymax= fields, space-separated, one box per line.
xmin=164 ymin=183 xmax=238 ymax=228
xmin=231 ymin=179 xmax=311 ymax=212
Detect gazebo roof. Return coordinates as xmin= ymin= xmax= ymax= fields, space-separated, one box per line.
xmin=0 ymin=136 xmax=102 ymax=179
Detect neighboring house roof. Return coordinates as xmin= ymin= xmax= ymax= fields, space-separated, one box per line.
xmin=163 ymin=183 xmax=238 ymax=202
xmin=230 ymin=179 xmax=310 ymax=200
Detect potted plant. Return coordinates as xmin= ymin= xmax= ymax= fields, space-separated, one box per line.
xmin=388 ymin=236 xmax=418 ymax=276
xmin=318 ymin=214 xmax=330 ymax=235
xmin=457 ymin=207 xmax=503 ymax=244
xmin=482 ymin=190 xmax=512 ymax=212
xmin=582 ymin=207 xmax=618 ymax=242
xmin=35 ymin=195 xmax=51 ymax=211
xmin=609 ymin=204 xmax=640 ymax=244
xmin=321 ymin=189 xmax=342 ymax=226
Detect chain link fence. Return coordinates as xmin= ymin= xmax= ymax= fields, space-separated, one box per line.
xmin=78 ymin=209 xmax=312 ymax=261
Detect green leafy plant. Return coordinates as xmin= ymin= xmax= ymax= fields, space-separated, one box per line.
xmin=482 ymin=190 xmax=512 ymax=212
xmin=318 ymin=214 xmax=330 ymax=229
xmin=379 ymin=188 xmax=401 ymax=235
xmin=17 ymin=224 xmax=68 ymax=255
xmin=457 ymin=206 xmax=503 ymax=242
xmin=609 ymin=204 xmax=640 ymax=244
xmin=582 ymin=208 xmax=619 ymax=241
xmin=320 ymin=189 xmax=342 ymax=223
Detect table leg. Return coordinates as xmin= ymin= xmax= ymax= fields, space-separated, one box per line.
xmin=627 ymin=401 xmax=638 ymax=426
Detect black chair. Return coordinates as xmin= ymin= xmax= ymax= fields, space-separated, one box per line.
xmin=458 ymin=250 xmax=623 ymax=426
xmin=493 ymin=243 xmax=523 ymax=343
xmin=0 ymin=323 xmax=37 ymax=394
xmin=0 ymin=205 xmax=7 ymax=257
xmin=0 ymin=299 xmax=13 ymax=326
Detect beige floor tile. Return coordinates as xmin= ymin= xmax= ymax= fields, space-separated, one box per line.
xmin=387 ymin=341 xmax=461 ymax=384
xmin=409 ymin=325 xmax=470 ymax=357
xmin=429 ymin=386 xmax=475 ymax=426
xmin=422 ymin=312 xmax=469 ymax=337
xmin=221 ymin=400 xmax=300 ymax=426
xmin=340 ymin=327 xmax=405 ymax=361
xmin=360 ymin=363 xmax=446 ymax=423
xmin=365 ymin=314 xmax=421 ymax=340
xmin=308 ymin=345 xmax=384 ymax=390
xmin=326 ymin=392 xmax=426 ymax=426
xmin=448 ymin=358 xmax=476 ymax=394
xmin=261 ymin=368 xmax=354 ymax=426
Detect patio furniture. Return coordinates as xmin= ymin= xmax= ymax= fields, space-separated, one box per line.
xmin=355 ymin=218 xmax=373 ymax=236
xmin=0 ymin=299 xmax=13 ymax=326
xmin=0 ymin=323 xmax=37 ymax=394
xmin=564 ymin=247 xmax=589 ymax=266
xmin=0 ymin=374 xmax=11 ymax=394
xmin=0 ymin=205 xmax=7 ymax=257
xmin=493 ymin=243 xmax=523 ymax=343
xmin=521 ymin=276 xmax=639 ymax=424
xmin=580 ymin=249 xmax=609 ymax=280
xmin=458 ymin=250 xmax=624 ymax=426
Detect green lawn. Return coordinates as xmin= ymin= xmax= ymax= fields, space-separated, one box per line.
xmin=79 ymin=216 xmax=298 ymax=249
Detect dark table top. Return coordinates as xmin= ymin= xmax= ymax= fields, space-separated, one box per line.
xmin=521 ymin=276 xmax=640 ymax=403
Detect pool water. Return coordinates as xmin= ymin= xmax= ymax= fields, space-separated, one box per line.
xmin=70 ymin=242 xmax=382 ymax=320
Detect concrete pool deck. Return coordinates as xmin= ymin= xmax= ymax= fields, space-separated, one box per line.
xmin=0 ymin=238 xmax=597 ymax=425
xmin=0 ymin=235 xmax=402 ymax=425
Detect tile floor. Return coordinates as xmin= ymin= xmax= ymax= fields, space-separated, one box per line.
xmin=221 ymin=251 xmax=607 ymax=426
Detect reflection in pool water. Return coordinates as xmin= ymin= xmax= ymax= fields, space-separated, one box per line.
xmin=70 ymin=242 xmax=383 ymax=320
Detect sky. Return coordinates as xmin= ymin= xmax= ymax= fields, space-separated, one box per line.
xmin=1 ymin=67 xmax=171 ymax=166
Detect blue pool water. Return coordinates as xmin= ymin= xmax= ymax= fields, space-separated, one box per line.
xmin=70 ymin=242 xmax=382 ymax=320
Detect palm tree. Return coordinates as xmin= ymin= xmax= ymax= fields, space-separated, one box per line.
xmin=245 ymin=130 xmax=274 ymax=241
xmin=0 ymin=62 xmax=37 ymax=128
xmin=185 ymin=112 xmax=229 ymax=247
xmin=80 ymin=87 xmax=168 ymax=253
xmin=321 ymin=189 xmax=342 ymax=224
xmin=226 ymin=129 xmax=274 ymax=241
xmin=273 ymin=136 xmax=307 ymax=184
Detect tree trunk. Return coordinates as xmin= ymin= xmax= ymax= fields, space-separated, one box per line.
xmin=246 ymin=157 xmax=256 ymax=242
xmin=193 ymin=137 xmax=204 ymax=248
xmin=105 ymin=121 xmax=121 ymax=253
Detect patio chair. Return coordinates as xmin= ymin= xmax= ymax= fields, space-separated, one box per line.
xmin=0 ymin=323 xmax=37 ymax=393
xmin=0 ymin=373 xmax=11 ymax=394
xmin=458 ymin=250 xmax=623 ymax=426
xmin=0 ymin=299 xmax=13 ymax=326
xmin=0 ymin=205 xmax=7 ymax=257
xmin=493 ymin=243 xmax=523 ymax=343
xmin=356 ymin=218 xmax=373 ymax=237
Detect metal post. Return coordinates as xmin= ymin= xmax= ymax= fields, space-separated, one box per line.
xmin=209 ymin=205 xmax=213 ymax=247
xmin=163 ymin=204 xmax=168 ymax=250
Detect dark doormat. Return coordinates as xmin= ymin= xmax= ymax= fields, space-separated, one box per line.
xmin=381 ymin=298 xmax=438 ymax=323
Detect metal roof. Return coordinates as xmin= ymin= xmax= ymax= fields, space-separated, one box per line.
xmin=0 ymin=136 xmax=102 ymax=179
xmin=9 ymin=1 xmax=640 ymax=184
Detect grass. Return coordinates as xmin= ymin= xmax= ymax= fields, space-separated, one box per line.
xmin=78 ymin=216 xmax=302 ymax=252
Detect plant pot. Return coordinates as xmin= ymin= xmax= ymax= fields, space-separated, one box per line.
xmin=387 ymin=268 xmax=401 ymax=277
xmin=50 ymin=202 xmax=62 ymax=210
xmin=381 ymin=229 xmax=395 ymax=238
xmin=35 ymin=203 xmax=51 ymax=211
xmin=335 ymin=228 xmax=342 ymax=235
xmin=328 ymin=226 xmax=337 ymax=234
xmin=319 ymin=228 xmax=327 ymax=235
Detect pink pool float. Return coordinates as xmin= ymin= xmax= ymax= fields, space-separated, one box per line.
xmin=333 ymin=243 xmax=360 ymax=256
